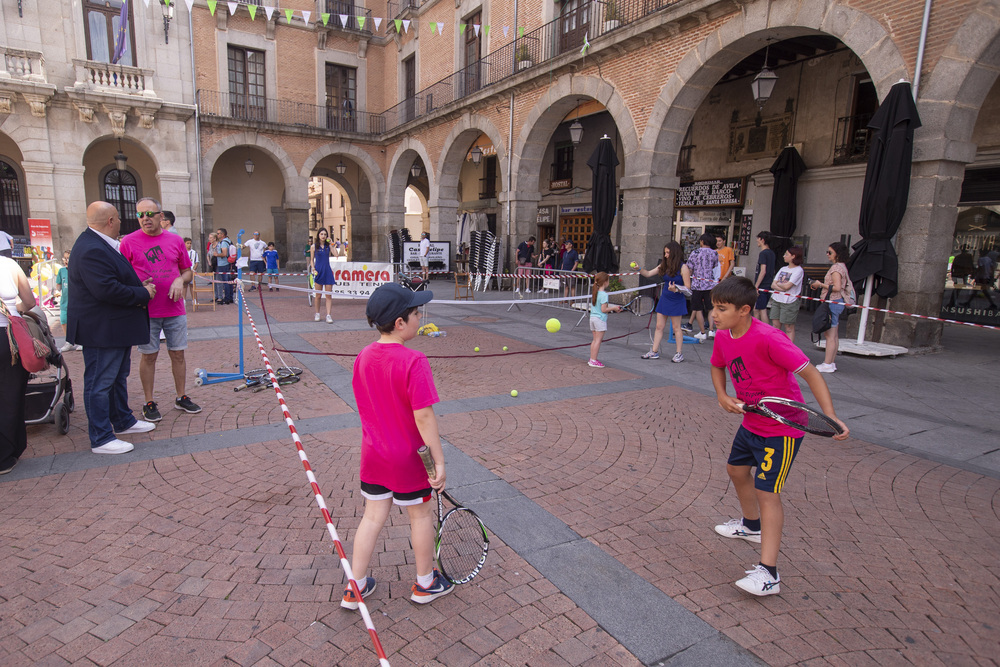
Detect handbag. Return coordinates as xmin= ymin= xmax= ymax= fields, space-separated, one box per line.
xmin=811 ymin=286 xmax=833 ymax=338
xmin=1 ymin=299 xmax=49 ymax=373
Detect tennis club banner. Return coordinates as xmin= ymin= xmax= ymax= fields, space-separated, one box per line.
xmin=330 ymin=262 xmax=394 ymax=298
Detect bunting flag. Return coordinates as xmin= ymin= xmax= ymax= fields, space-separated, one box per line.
xmin=142 ymin=0 xmax=150 ymax=7
xmin=341 ymin=14 xmax=349 ymax=28
xmin=321 ymin=13 xmax=330 ymax=25
xmin=581 ymin=32 xmax=590 ymax=54
xmin=284 ymin=8 xmax=293 ymax=23
xmin=518 ymin=26 xmax=525 ymax=37
xmin=402 ymin=19 xmax=410 ymax=32
xmin=227 ymin=2 xmax=237 ymax=16
xmin=111 ymin=0 xmax=129 ymax=64
xmin=247 ymin=4 xmax=256 ymax=20
xmin=207 ymin=0 xmax=217 ymax=15
xmin=373 ymin=17 xmax=382 ymax=31
xmin=483 ymin=25 xmax=490 ymax=37
xmin=429 ymin=21 xmax=436 ymax=34
xmin=503 ymin=26 xmax=509 ymax=38
xmin=393 ymin=19 xmax=401 ymax=33
xmin=302 ymin=10 xmax=311 ymax=25
xmin=264 ymin=5 xmax=275 ymax=21
xmin=473 ymin=24 xmax=480 ymax=36
xmin=184 ymin=0 xmax=194 ymax=11
xmin=358 ymin=16 xmax=366 ymax=30
xmin=437 ymin=22 xmax=444 ymax=34
xmin=460 ymin=24 xmax=467 ymax=35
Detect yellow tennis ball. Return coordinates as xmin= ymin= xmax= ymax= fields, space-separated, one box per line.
xmin=474 ymin=347 xmax=480 ymax=352
xmin=545 ymin=318 xmax=561 ymax=333
xmin=511 ymin=390 xmax=518 ymax=397
xmin=503 ymin=346 xmax=508 ymax=351
xmin=630 ymin=261 xmax=637 ymax=269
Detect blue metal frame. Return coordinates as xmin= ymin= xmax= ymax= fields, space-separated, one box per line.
xmin=195 ymin=229 xmax=248 ymax=386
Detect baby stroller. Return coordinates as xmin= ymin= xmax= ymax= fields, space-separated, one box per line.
xmin=23 ymin=309 xmax=75 ymax=435
xmin=397 ymin=273 xmax=427 ymax=292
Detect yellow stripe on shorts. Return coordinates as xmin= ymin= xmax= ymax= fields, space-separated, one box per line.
xmin=775 ymin=436 xmax=795 ymax=493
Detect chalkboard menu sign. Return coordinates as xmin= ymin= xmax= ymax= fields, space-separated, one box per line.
xmin=675 ymin=178 xmax=746 ymax=208
xmin=737 ymin=212 xmax=753 ymax=256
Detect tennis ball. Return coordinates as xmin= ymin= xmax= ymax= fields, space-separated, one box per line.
xmin=511 ymin=390 xmax=518 ymax=397
xmin=503 ymin=346 xmax=508 ymax=351
xmin=545 ymin=318 xmax=561 ymax=333
xmin=474 ymin=347 xmax=480 ymax=352
xmin=630 ymin=261 xmax=637 ymax=269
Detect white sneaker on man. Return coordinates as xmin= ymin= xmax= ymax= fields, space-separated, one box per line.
xmin=116 ymin=420 xmax=156 ymax=435
xmin=92 ymin=439 xmax=135 ymax=455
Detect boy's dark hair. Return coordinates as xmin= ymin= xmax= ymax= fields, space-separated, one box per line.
xmin=267 ymin=242 xmax=275 ymax=248
xmin=528 ymin=236 xmax=536 ymax=242
xmin=756 ymin=231 xmax=771 ymax=245
xmin=368 ymin=305 xmax=418 ymax=334
xmin=163 ymin=210 xmax=175 ymax=224
xmin=183 ymin=237 xmax=192 ymax=243
xmin=218 ymin=227 xmax=228 ymax=237
xmin=711 ymin=276 xmax=758 ymax=310
xmin=699 ymin=232 xmax=716 ymax=247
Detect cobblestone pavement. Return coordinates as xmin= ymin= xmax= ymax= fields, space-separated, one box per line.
xmin=2 ymin=282 xmax=998 ymax=666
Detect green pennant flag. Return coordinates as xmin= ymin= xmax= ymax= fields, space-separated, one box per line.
xmin=357 ymin=16 xmax=365 ymax=30
xmin=284 ymin=8 xmax=293 ymax=23
xmin=247 ymin=4 xmax=256 ymax=20
xmin=163 ymin=0 xmax=171 ymax=5
xmin=321 ymin=13 xmax=330 ymax=25
xmin=581 ymin=32 xmax=590 ymax=54
xmin=460 ymin=24 xmax=467 ymax=35
xmin=394 ymin=19 xmax=402 ymax=33
xmin=207 ymin=0 xmax=217 ymax=16
xmin=518 ymin=26 xmax=525 ymax=37
xmin=430 ymin=21 xmax=437 ymax=34
xmin=483 ymin=25 xmax=490 ymax=36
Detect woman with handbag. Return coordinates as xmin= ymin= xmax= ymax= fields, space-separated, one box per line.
xmin=0 ymin=255 xmax=37 ymax=474
xmin=809 ymin=242 xmax=852 ymax=373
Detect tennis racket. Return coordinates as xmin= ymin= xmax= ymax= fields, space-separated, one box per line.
xmin=669 ymin=283 xmax=693 ymax=297
xmin=740 ymin=396 xmax=845 ymax=437
xmin=620 ymin=293 xmax=653 ymax=316
xmin=417 ymin=446 xmax=490 ymax=585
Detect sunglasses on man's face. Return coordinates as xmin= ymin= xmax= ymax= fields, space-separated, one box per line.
xmin=137 ymin=211 xmax=161 ymax=219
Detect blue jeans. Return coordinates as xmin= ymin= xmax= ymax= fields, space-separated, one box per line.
xmin=82 ymin=346 xmax=137 ymax=448
xmin=216 ymin=267 xmax=234 ymax=302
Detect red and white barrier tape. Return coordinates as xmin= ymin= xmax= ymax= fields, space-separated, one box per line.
xmin=235 ymin=283 xmax=392 ymax=667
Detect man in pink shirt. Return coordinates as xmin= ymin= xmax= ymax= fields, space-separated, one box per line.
xmin=120 ymin=198 xmax=200 ymax=422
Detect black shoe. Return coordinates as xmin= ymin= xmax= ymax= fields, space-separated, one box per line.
xmin=0 ymin=456 xmax=18 ymax=475
xmin=174 ymin=395 xmax=202 ymax=414
xmin=142 ymin=401 xmax=162 ymax=422
xmin=215 ymin=299 xmax=225 ymax=304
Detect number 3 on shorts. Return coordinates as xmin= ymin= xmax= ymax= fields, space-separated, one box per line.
xmin=760 ymin=447 xmax=775 ymax=472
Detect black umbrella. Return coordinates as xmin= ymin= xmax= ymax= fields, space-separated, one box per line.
xmin=582 ymin=136 xmax=619 ymax=274
xmin=847 ymin=81 xmax=922 ymax=299
xmin=768 ymin=146 xmax=807 ymax=259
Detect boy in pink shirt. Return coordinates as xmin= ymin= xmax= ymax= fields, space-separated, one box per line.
xmin=709 ymin=277 xmax=849 ymax=596
xmin=343 ymin=283 xmax=452 ymax=609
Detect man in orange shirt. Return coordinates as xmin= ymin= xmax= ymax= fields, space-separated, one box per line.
xmin=717 ymin=235 xmax=735 ymax=281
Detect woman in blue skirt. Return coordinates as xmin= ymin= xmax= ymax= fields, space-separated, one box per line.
xmin=638 ymin=241 xmax=691 ymax=363
xmin=310 ymin=228 xmax=337 ymax=323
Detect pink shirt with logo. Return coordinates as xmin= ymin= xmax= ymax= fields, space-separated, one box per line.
xmin=120 ymin=229 xmax=192 ymax=318
xmin=352 ymin=341 xmax=439 ymax=492
xmin=710 ymin=318 xmax=809 ymax=437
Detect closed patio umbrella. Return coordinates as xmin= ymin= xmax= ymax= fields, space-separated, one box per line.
xmin=768 ymin=146 xmax=807 ymax=259
xmin=582 ymin=136 xmax=619 ymax=274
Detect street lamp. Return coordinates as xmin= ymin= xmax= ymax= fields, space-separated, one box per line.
xmin=410 ymin=161 xmax=422 ymax=178
xmin=568 ymin=99 xmax=584 ymax=145
xmin=336 ymin=160 xmax=347 ymax=175
xmin=244 ymin=156 xmax=255 ymax=177
xmin=751 ymin=44 xmax=778 ymax=110
xmin=160 ymin=0 xmax=175 ymax=44
xmin=114 ymin=139 xmax=128 ymax=172
xmin=470 ymin=146 xmax=483 ymax=165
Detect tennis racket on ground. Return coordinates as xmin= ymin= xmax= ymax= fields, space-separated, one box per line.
xmin=620 ymin=293 xmax=653 ymax=316
xmin=740 ymin=396 xmax=845 ymax=437
xmin=417 ymin=446 xmax=490 ymax=585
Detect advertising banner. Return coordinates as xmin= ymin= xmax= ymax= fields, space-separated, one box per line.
xmin=330 ymin=262 xmax=395 ymax=298
xmin=403 ymin=241 xmax=451 ymax=272
xmin=28 ymin=218 xmax=52 ymax=251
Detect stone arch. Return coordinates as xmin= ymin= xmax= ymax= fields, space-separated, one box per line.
xmin=512 ymin=74 xmax=639 ymax=195
xmin=387 ymin=138 xmax=435 ymax=206
xmin=301 ymin=142 xmax=386 ymax=205
xmin=638 ymin=1 xmax=910 ymax=177
xmin=202 ymin=132 xmax=298 ymax=204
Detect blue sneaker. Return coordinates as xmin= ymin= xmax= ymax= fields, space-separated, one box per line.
xmin=341 ymin=576 xmax=376 ymax=610
xmin=410 ymin=570 xmax=453 ymax=604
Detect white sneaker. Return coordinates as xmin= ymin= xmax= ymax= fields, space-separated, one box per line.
xmin=694 ymin=332 xmax=708 ymax=341
xmin=525 ymin=289 xmax=531 ymax=294
xmin=816 ymin=363 xmax=837 ymax=373
xmin=714 ymin=518 xmax=761 ymax=543
xmin=325 ymin=314 xmax=333 ymax=324
xmin=75 ymin=344 xmax=84 ymax=351
xmin=708 ymin=330 xmax=716 ymax=338
xmin=735 ymin=564 xmax=780 ymax=596
xmin=116 ymin=420 xmax=156 ymax=435
xmin=59 ymin=342 xmax=76 ymax=353
xmin=314 ymin=313 xmax=321 ymax=322
xmin=92 ymin=439 xmax=135 ymax=455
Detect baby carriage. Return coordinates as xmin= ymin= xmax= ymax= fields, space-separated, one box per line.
xmin=22 ymin=309 xmax=75 ymax=435
xmin=397 ymin=273 xmax=427 ymax=292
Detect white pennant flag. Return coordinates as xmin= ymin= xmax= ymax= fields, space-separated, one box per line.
xmin=373 ymin=17 xmax=382 ymax=31
xmin=473 ymin=24 xmax=481 ymax=37
xmin=340 ymin=14 xmax=348 ymax=28
xmin=184 ymin=0 xmax=194 ymax=11
xmin=227 ymin=2 xmax=237 ymax=16
xmin=402 ymin=19 xmax=410 ymax=33
xmin=503 ymin=26 xmax=509 ymax=38
xmin=264 ymin=6 xmax=275 ymax=21
xmin=437 ymin=22 xmax=444 ymax=34
xmin=142 ymin=0 xmax=150 ymax=7
xmin=301 ymin=10 xmax=311 ymax=25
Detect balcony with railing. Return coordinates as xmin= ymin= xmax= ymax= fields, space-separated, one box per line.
xmin=72 ymin=59 xmax=154 ymax=96
xmin=834 ymin=113 xmax=874 ymax=164
xmin=380 ymin=0 xmax=682 ymax=132
xmin=387 ymin=0 xmax=421 ymax=19
xmin=323 ymin=1 xmax=374 ymax=34
xmin=197 ymin=89 xmax=386 ymax=136
xmin=1 ymin=47 xmax=47 ymax=83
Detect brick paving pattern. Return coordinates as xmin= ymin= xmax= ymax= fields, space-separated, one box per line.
xmin=3 ymin=287 xmax=998 ymax=665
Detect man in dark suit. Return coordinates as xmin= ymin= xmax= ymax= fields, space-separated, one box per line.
xmin=67 ymin=202 xmax=157 ymax=454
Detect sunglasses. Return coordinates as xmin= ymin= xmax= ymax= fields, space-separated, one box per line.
xmin=137 ymin=211 xmax=161 ymax=219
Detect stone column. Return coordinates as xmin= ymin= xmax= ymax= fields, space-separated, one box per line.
xmin=502 ymin=190 xmax=541 ymax=270
xmin=619 ymin=174 xmax=679 ymax=269
xmin=157 ymin=169 xmax=194 ymax=236
xmin=40 ymin=163 xmax=82 ymax=252
xmin=284 ymin=204 xmax=310 ymax=271
xmin=378 ymin=201 xmax=405 ymax=261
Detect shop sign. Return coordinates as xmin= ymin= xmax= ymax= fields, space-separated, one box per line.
xmin=675 ymin=178 xmax=746 ymax=208
xmin=560 ymin=205 xmax=592 ymax=215
xmin=940 ymin=288 xmax=1000 ymax=326
xmin=536 ymin=206 xmax=553 ymax=224
xmin=402 ymin=241 xmax=451 ymax=273
xmin=550 ymin=179 xmax=571 ymax=190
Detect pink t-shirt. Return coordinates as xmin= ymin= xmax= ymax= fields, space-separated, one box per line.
xmin=352 ymin=341 xmax=440 ymax=492
xmin=710 ymin=318 xmax=809 ymax=437
xmin=120 ymin=229 xmax=192 ymax=318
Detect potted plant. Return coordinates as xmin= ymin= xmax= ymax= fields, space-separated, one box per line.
xmin=607 ymin=275 xmax=627 ymax=304
xmin=604 ymin=0 xmax=621 ymax=30
xmin=516 ymin=43 xmax=533 ymax=70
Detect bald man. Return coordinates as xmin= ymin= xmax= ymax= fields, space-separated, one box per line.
xmin=67 ymin=202 xmax=157 ymax=455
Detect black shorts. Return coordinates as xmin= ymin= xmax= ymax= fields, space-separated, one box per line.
xmin=691 ymin=289 xmax=712 ymax=312
xmin=754 ymin=291 xmax=771 ymax=310
xmin=360 ymin=480 xmax=431 ymax=506
xmin=727 ymin=426 xmax=802 ymax=494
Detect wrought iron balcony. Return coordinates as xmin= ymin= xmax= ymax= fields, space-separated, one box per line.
xmin=197 ymin=89 xmax=385 ymax=136
xmin=323 ymin=1 xmax=374 ymax=34
xmin=834 ymin=113 xmax=874 ymax=164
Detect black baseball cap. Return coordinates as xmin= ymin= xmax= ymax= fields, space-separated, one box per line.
xmin=366 ymin=283 xmax=433 ymax=327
